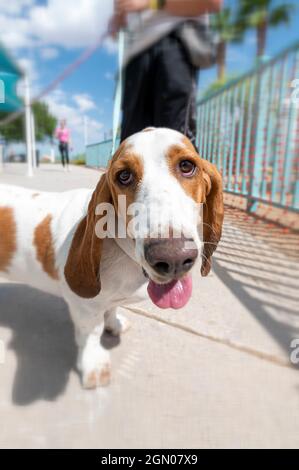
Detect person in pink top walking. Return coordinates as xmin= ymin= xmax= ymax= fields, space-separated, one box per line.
xmin=55 ymin=119 xmax=71 ymax=170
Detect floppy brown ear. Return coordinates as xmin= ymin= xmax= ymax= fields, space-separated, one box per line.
xmin=64 ymin=174 xmax=111 ymax=298
xmin=201 ymin=160 xmax=224 ymax=277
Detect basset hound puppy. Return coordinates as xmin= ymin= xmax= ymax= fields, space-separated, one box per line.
xmin=0 ymin=128 xmax=224 ymax=388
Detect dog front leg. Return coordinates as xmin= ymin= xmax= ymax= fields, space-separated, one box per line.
xmin=68 ymin=307 xmax=111 ymax=389
xmin=77 ymin=324 xmax=111 ymax=389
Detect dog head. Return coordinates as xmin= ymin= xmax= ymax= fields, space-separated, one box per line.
xmin=64 ymin=128 xmax=224 ymax=308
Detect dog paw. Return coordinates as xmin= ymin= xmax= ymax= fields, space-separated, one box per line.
xmin=105 ymin=313 xmax=131 ymax=336
xmin=82 ymin=362 xmax=111 ymax=389
xmin=78 ymin=333 xmax=111 ymax=389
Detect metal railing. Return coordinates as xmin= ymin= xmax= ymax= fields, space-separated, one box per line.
xmin=197 ymin=40 xmax=299 ymax=213
xmin=86 ymin=138 xmax=119 ymax=168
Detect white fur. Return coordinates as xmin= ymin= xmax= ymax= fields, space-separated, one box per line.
xmin=128 ymin=128 xmax=202 ymax=281
xmin=0 ymin=129 xmax=202 ymax=388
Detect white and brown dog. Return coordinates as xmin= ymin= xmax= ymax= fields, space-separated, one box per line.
xmin=0 ymin=128 xmax=223 ymax=388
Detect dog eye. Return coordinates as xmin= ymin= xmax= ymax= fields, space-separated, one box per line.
xmin=179 ymin=160 xmax=196 ymax=177
xmin=117 ymin=170 xmax=133 ymax=186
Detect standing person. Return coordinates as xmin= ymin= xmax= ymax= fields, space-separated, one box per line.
xmin=55 ymin=119 xmax=71 ymax=171
xmin=110 ymin=0 xmax=222 ymax=146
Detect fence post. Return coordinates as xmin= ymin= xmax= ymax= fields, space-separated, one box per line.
xmin=247 ymin=66 xmax=267 ymax=212
xmin=24 ymin=75 xmax=33 ymax=177
xmin=31 ymin=110 xmax=37 ymax=169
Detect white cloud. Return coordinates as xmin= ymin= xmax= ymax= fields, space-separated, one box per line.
xmin=0 ymin=14 xmax=34 ymax=49
xmin=0 ymin=0 xmax=34 ymax=15
xmin=40 ymin=47 xmax=59 ymax=60
xmin=73 ymin=93 xmax=97 ymax=112
xmin=30 ymin=0 xmax=113 ymax=49
xmin=0 ymin=0 xmax=114 ymax=52
xmin=0 ymin=1 xmax=112 ymax=152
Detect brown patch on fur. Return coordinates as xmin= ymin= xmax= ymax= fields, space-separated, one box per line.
xmin=167 ymin=138 xmax=224 ymax=277
xmin=0 ymin=207 xmax=17 ymax=272
xmin=34 ymin=214 xmax=59 ymax=280
xmin=108 ymin=144 xmax=144 ymax=211
xmin=166 ymin=143 xmax=206 ymax=203
xmin=64 ymin=174 xmax=111 ymax=298
xmin=200 ymin=159 xmax=224 ymax=276
xmin=64 ymin=140 xmax=143 ymax=299
xmin=182 ymin=136 xmax=198 ymax=153
xmin=32 ymin=193 xmax=40 ymax=198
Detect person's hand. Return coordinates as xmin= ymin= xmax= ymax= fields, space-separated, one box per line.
xmin=108 ymin=12 xmax=127 ymax=37
xmin=115 ymin=0 xmax=150 ymax=14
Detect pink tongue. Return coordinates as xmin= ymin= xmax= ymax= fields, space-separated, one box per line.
xmin=147 ymin=275 xmax=192 ymax=309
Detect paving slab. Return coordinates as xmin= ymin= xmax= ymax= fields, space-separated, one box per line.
xmin=0 ymin=162 xmax=100 ymax=191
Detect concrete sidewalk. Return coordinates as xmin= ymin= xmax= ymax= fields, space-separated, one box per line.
xmin=0 ymin=163 xmax=299 ymax=448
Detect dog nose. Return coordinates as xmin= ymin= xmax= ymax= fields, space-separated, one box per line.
xmin=144 ymin=237 xmax=198 ymax=278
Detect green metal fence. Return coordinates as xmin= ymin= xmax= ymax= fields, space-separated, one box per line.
xmin=86 ymin=138 xmax=119 ymax=168
xmin=197 ymin=40 xmax=299 ymax=213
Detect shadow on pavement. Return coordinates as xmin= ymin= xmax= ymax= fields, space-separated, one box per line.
xmin=214 ymin=207 xmax=299 ymax=360
xmin=0 ymin=284 xmax=77 ymax=406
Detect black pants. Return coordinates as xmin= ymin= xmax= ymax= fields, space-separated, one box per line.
xmin=121 ymin=30 xmax=198 ymax=146
xmin=59 ymin=142 xmax=69 ymax=167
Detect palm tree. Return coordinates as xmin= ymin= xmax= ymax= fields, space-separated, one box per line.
xmin=211 ymin=8 xmax=243 ymax=81
xmin=237 ymin=0 xmax=293 ymax=59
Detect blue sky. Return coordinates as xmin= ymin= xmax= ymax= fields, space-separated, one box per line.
xmin=1 ymin=0 xmax=299 ymax=155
